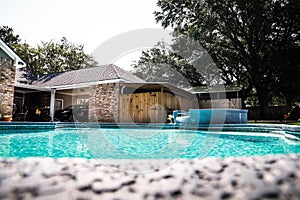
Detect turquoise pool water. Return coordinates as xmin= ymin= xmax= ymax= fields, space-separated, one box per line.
xmin=0 ymin=128 xmax=300 ymax=159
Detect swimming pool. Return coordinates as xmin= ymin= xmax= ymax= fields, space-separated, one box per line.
xmin=0 ymin=126 xmax=299 ymax=159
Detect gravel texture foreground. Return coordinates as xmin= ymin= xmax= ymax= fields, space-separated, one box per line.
xmin=0 ymin=154 xmax=300 ymax=200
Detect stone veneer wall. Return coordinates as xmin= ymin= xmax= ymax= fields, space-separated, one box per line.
xmin=0 ymin=58 xmax=15 ymax=117
xmin=89 ymin=83 xmax=119 ymax=122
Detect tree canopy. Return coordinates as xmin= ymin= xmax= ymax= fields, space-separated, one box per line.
xmin=134 ymin=0 xmax=300 ymax=118
xmin=35 ymin=37 xmax=97 ymax=75
xmin=0 ymin=26 xmax=20 ymax=46
xmin=132 ymin=41 xmax=206 ymax=88
xmin=0 ymin=26 xmax=97 ymax=75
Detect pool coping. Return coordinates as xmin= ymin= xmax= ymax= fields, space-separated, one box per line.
xmin=0 ymin=154 xmax=300 ymax=199
xmin=0 ymin=122 xmax=299 ymax=135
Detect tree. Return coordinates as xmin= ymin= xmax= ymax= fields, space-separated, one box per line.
xmin=0 ymin=26 xmax=97 ymax=75
xmin=12 ymin=42 xmax=42 ymax=75
xmin=153 ymin=0 xmax=300 ymax=118
xmin=132 ymin=41 xmax=205 ymax=88
xmin=277 ymin=46 xmax=300 ymax=104
xmin=36 ymin=37 xmax=97 ymax=75
xmin=0 ymin=26 xmax=20 ymax=46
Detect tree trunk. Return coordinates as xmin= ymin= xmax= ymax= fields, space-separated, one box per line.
xmin=240 ymin=87 xmax=251 ymax=109
xmin=258 ymin=94 xmax=269 ymax=120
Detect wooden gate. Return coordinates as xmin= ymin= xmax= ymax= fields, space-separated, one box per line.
xmin=119 ymin=92 xmax=179 ymax=123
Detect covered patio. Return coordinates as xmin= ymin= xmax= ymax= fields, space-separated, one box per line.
xmin=13 ymin=84 xmax=90 ymax=122
xmin=13 ymin=81 xmax=197 ymax=123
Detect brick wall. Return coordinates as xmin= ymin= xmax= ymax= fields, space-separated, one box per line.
xmin=89 ymin=83 xmax=119 ymax=122
xmin=0 ymin=58 xmax=15 ymax=118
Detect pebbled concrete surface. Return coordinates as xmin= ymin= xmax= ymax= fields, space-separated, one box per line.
xmin=0 ymin=154 xmax=300 ymax=200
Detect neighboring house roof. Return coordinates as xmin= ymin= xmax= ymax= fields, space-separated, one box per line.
xmin=191 ymin=85 xmax=241 ymax=93
xmin=15 ymin=64 xmax=145 ymax=89
xmin=0 ymin=38 xmax=26 ymax=68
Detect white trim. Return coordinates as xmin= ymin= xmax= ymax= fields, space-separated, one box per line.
xmin=50 ymin=78 xmax=131 ymax=90
xmin=14 ymin=79 xmax=131 ymax=91
xmin=14 ymin=83 xmax=51 ymax=91
xmin=0 ymin=39 xmax=26 ymax=68
xmin=14 ymin=80 xmax=195 ymax=99
xmin=55 ymin=91 xmax=73 ymax=96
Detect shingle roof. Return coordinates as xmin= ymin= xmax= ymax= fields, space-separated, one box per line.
xmin=191 ymin=85 xmax=241 ymax=93
xmin=16 ymin=64 xmax=145 ymax=87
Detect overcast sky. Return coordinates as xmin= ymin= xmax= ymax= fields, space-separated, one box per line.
xmin=0 ymin=0 xmax=171 ymax=70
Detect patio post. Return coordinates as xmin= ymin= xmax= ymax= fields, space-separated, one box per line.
xmin=50 ymin=89 xmax=56 ymax=122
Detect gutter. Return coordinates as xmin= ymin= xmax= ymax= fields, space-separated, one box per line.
xmin=14 ymin=79 xmax=131 ymax=91
xmin=14 ymin=83 xmax=51 ymax=91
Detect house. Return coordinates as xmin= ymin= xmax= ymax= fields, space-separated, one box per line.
xmin=14 ymin=65 xmax=197 ymax=123
xmin=0 ymin=39 xmax=25 ymax=119
xmin=0 ymin=39 xmax=196 ymax=123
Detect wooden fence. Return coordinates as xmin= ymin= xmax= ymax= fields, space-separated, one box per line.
xmin=246 ymin=106 xmax=298 ymax=120
xmin=119 ymin=91 xmax=195 ymax=123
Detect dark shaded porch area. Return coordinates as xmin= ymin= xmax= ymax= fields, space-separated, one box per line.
xmin=13 ymin=87 xmax=51 ymax=122
xmin=13 ymin=86 xmax=90 ymax=122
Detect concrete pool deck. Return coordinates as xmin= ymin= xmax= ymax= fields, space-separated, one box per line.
xmin=0 ymin=154 xmax=300 ymax=199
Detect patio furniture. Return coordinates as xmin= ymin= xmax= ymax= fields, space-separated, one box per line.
xmin=16 ymin=110 xmax=28 ymax=121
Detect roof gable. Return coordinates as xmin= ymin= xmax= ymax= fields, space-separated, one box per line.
xmin=0 ymin=39 xmax=26 ymax=68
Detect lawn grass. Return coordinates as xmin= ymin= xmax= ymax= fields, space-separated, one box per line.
xmin=248 ymin=120 xmax=300 ymax=126
xmin=287 ymin=121 xmax=300 ymax=126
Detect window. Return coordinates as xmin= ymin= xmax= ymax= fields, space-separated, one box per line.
xmin=55 ymin=99 xmax=64 ymax=110
xmin=76 ymin=98 xmax=89 ymax=105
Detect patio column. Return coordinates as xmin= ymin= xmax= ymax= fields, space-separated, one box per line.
xmin=50 ymin=89 xmax=56 ymax=122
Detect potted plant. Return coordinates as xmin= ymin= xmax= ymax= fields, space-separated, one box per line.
xmin=3 ymin=114 xmax=12 ymax=122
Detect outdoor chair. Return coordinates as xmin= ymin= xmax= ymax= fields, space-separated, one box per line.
xmin=16 ymin=110 xmax=28 ymax=121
